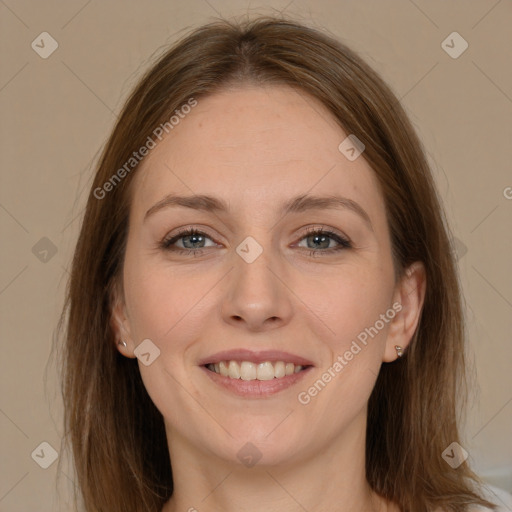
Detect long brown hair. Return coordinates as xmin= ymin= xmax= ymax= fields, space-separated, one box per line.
xmin=56 ymin=14 xmax=497 ymax=512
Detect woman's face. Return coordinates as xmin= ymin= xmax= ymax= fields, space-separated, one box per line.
xmin=114 ymin=84 xmax=416 ymax=466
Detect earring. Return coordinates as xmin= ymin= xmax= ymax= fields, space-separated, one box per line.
xmin=118 ymin=340 xmax=127 ymax=347
xmin=395 ymin=345 xmax=404 ymax=358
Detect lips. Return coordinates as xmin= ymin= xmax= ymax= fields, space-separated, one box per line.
xmin=197 ymin=349 xmax=315 ymax=367
xmin=198 ymin=349 xmax=314 ymax=397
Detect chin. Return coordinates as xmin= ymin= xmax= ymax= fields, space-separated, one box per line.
xmin=207 ymin=421 xmax=311 ymax=468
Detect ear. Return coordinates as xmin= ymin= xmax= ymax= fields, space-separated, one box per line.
xmin=383 ymin=261 xmax=427 ymax=362
xmin=110 ymin=279 xmax=137 ymax=359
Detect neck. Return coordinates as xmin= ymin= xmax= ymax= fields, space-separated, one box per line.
xmin=161 ymin=410 xmax=390 ymax=512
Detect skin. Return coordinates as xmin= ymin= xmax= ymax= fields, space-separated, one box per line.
xmin=111 ymin=84 xmax=426 ymax=512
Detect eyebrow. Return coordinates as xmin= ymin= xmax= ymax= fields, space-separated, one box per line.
xmin=144 ymin=193 xmax=373 ymax=230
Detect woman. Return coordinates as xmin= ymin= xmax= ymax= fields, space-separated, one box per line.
xmin=57 ymin=15 xmax=508 ymax=512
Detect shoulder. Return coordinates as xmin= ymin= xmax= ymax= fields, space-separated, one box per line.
xmin=434 ymin=484 xmax=512 ymax=512
xmin=470 ymin=484 xmax=512 ymax=511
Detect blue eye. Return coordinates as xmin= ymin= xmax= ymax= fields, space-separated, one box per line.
xmin=298 ymin=226 xmax=352 ymax=257
xmin=159 ymin=226 xmax=351 ymax=257
xmin=160 ymin=228 xmax=215 ymax=256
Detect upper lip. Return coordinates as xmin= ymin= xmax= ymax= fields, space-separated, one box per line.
xmin=198 ymin=349 xmax=315 ymax=367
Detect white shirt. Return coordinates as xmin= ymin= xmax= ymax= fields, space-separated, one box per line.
xmin=470 ymin=484 xmax=512 ymax=511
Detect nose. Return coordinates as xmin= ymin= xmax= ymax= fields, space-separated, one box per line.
xmin=220 ymin=239 xmax=294 ymax=332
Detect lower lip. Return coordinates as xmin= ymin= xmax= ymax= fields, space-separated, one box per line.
xmin=200 ymin=365 xmax=313 ymax=398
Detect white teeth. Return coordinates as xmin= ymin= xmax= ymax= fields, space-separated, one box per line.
xmin=219 ymin=361 xmax=229 ymax=377
xmin=240 ymin=361 xmax=257 ymax=380
xmin=207 ymin=360 xmax=306 ymax=380
xmin=256 ymin=362 xmax=275 ymax=381
xmin=228 ymin=360 xmax=240 ymax=379
xmin=274 ymin=361 xmax=285 ymax=378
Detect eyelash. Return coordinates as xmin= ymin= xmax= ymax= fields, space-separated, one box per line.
xmin=159 ymin=226 xmax=352 ymax=258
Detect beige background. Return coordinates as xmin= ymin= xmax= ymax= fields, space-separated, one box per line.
xmin=1 ymin=1 xmax=511 ymax=510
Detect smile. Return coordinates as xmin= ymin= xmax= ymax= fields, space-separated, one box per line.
xmin=205 ymin=360 xmax=308 ymax=381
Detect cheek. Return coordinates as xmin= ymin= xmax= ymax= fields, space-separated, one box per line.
xmin=122 ymin=259 xmax=209 ymax=425
xmin=315 ymin=269 xmax=394 ymax=402
xmin=122 ymin=256 xmax=227 ymax=396
xmin=312 ymin=264 xmax=395 ymax=350
xmin=296 ymin=272 xmax=394 ymax=431
xmin=122 ymin=249 xmax=208 ymax=343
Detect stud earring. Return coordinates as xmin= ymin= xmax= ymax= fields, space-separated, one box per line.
xmin=395 ymin=345 xmax=404 ymax=358
xmin=118 ymin=340 xmax=127 ymax=348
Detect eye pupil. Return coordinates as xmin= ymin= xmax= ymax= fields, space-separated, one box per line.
xmin=309 ymin=234 xmax=329 ymax=249
xmin=183 ymin=233 xmax=204 ymax=248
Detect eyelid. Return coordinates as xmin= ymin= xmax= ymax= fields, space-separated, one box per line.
xmin=160 ymin=225 xmax=220 ymax=248
xmin=161 ymin=224 xmax=350 ymax=246
xmin=300 ymin=225 xmax=350 ymax=242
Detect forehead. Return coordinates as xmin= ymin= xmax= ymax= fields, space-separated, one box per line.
xmin=131 ymin=84 xmax=385 ymax=221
